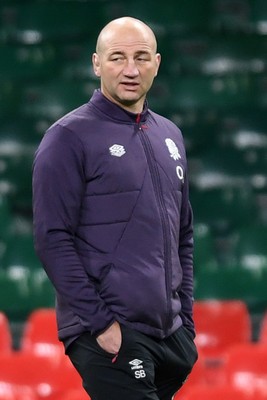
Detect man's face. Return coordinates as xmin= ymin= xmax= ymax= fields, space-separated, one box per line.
xmin=92 ymin=27 xmax=161 ymax=113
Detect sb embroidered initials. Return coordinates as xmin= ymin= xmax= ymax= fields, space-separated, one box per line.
xmin=134 ymin=370 xmax=146 ymax=379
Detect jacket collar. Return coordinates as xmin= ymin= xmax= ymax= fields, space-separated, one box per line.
xmin=89 ymin=89 xmax=149 ymax=124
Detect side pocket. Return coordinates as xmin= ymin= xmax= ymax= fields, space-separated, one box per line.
xmin=94 ymin=337 xmax=117 ymax=358
xmin=172 ymin=326 xmax=198 ymax=371
xmin=181 ymin=325 xmax=199 ymax=366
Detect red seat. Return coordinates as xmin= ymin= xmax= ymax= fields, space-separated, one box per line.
xmin=223 ymin=342 xmax=267 ymax=399
xmin=0 ymin=352 xmax=56 ymax=399
xmin=0 ymin=384 xmax=16 ymax=400
xmin=14 ymin=387 xmax=38 ymax=400
xmin=53 ymin=388 xmax=90 ymax=400
xmin=20 ymin=308 xmax=64 ymax=362
xmin=193 ymin=300 xmax=251 ymax=384
xmin=174 ymin=354 xmax=207 ymax=399
xmin=258 ymin=311 xmax=267 ymax=344
xmin=182 ymin=384 xmax=253 ymax=400
xmin=0 ymin=352 xmax=81 ymax=400
xmin=0 ymin=383 xmax=37 ymax=400
xmin=193 ymin=300 xmax=251 ymax=359
xmin=20 ymin=308 xmax=81 ymax=388
xmin=0 ymin=312 xmax=13 ymax=354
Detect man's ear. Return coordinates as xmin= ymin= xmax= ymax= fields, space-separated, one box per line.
xmin=154 ymin=53 xmax=161 ymax=77
xmin=92 ymin=53 xmax=101 ymax=77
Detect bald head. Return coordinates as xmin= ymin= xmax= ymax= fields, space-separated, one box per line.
xmin=96 ymin=17 xmax=158 ymax=55
xmin=92 ymin=16 xmax=161 ymax=113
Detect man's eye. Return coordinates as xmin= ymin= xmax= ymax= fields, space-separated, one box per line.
xmin=111 ymin=57 xmax=124 ymax=62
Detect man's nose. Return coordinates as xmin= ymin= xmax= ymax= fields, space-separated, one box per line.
xmin=123 ymin=60 xmax=139 ymax=76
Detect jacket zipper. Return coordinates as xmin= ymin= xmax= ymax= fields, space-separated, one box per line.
xmin=138 ymin=125 xmax=172 ymax=334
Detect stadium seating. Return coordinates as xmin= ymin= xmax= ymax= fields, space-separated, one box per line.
xmin=19 ymin=79 xmax=97 ymax=122
xmin=28 ymin=270 xmax=55 ymax=310
xmin=119 ymin=0 xmax=213 ymax=35
xmin=0 ymin=80 xmax=18 ymax=119
xmin=250 ymin=0 xmax=267 ymax=34
xmin=0 ymin=271 xmax=32 ymax=319
xmin=0 ymin=120 xmax=36 ymax=213
xmin=168 ymin=33 xmax=266 ymax=77
xmin=173 ymin=354 xmax=208 ymax=399
xmin=193 ymin=300 xmax=251 ymax=355
xmin=0 ymin=3 xmax=267 ymax=395
xmin=194 ymin=266 xmax=267 ymax=315
xmin=193 ymin=300 xmax=251 ymax=383
xmin=192 ymin=222 xmax=217 ymax=271
xmin=0 ymin=264 xmax=54 ymax=320
xmin=20 ymin=307 xmax=82 ymax=391
xmin=0 ymin=352 xmax=59 ymax=399
xmin=258 ymin=311 xmax=267 ymax=343
xmin=181 ymin=384 xmax=254 ymax=400
xmin=0 ymin=311 xmax=13 ymax=353
xmin=0 ymin=384 xmax=38 ymax=400
xmin=0 ymin=223 xmax=56 ymax=317
xmin=0 ymin=44 xmax=59 ymax=81
xmin=11 ymin=387 xmax=38 ymax=400
xmin=0 ymin=385 xmax=16 ymax=400
xmin=58 ymin=40 xmax=97 ymax=81
xmin=234 ymin=224 xmax=267 ymax=273
xmin=223 ymin=342 xmax=267 ymax=399
xmin=55 ymin=388 xmax=90 ymax=400
xmin=3 ymin=232 xmax=40 ymax=271
xmin=210 ymin=0 xmax=251 ymax=33
xmin=191 ymin=186 xmax=256 ymax=235
xmin=0 ymin=2 xmax=107 ymax=44
xmin=20 ymin=308 xmax=63 ymax=359
xmin=0 ymin=196 xmax=12 ymax=238
xmin=170 ymin=75 xmax=254 ymax=111
xmin=0 ymin=351 xmax=81 ymax=400
xmin=216 ymin=109 xmax=267 ymax=157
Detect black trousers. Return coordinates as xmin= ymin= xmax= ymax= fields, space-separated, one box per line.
xmin=66 ymin=324 xmax=198 ymax=400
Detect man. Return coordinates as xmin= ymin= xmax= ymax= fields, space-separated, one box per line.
xmin=32 ymin=16 xmax=198 ymax=400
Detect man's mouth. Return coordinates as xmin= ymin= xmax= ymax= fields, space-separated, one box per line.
xmin=121 ymin=82 xmax=139 ymax=88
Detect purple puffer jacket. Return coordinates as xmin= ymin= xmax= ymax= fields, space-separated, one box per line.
xmin=32 ymin=89 xmax=195 ymax=345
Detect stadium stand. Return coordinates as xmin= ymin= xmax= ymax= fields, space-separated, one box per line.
xmin=0 ymin=311 xmax=13 ymax=354
xmin=193 ymin=300 xmax=252 ymax=358
xmin=0 ymin=0 xmax=267 ymax=397
xmin=20 ymin=308 xmax=64 ymax=360
xmin=193 ymin=300 xmax=251 ymax=384
xmin=258 ymin=311 xmax=267 ymax=344
xmin=223 ymin=342 xmax=267 ymax=399
xmin=0 ymin=384 xmax=37 ymax=400
xmin=179 ymin=385 xmax=253 ymax=400
xmin=0 ymin=351 xmax=81 ymax=400
xmin=55 ymin=389 xmax=90 ymax=400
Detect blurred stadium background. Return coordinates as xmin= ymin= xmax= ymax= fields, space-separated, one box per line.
xmin=1 ymin=0 xmax=267 ymax=398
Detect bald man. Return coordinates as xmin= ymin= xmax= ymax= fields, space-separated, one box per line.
xmin=92 ymin=17 xmax=161 ymax=114
xmin=33 ymin=17 xmax=197 ymax=400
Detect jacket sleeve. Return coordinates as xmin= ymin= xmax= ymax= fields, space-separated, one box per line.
xmin=32 ymin=124 xmax=115 ymax=335
xmin=179 ymin=166 xmax=195 ymax=338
